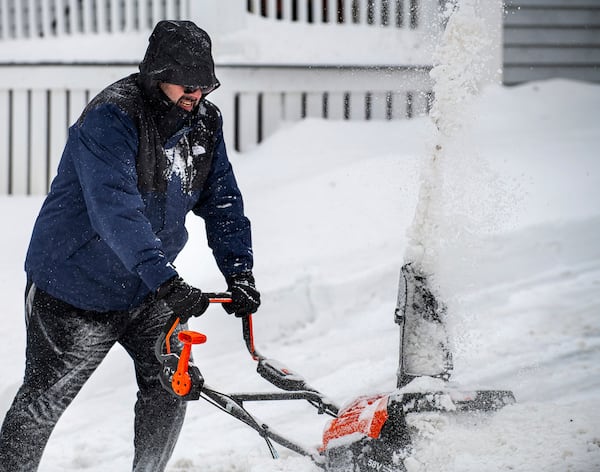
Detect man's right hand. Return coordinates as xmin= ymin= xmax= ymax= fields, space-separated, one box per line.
xmin=156 ymin=276 xmax=210 ymax=323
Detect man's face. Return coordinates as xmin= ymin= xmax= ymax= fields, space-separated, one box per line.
xmin=159 ymin=83 xmax=203 ymax=112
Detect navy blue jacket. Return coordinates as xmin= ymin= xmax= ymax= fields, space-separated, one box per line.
xmin=25 ymin=75 xmax=253 ymax=312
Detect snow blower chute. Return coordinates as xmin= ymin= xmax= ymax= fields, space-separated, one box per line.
xmin=155 ymin=271 xmax=515 ymax=471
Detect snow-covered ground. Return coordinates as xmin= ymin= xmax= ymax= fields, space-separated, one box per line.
xmin=0 ymin=78 xmax=599 ymax=471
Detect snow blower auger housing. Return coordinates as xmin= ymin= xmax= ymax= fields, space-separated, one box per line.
xmin=155 ymin=283 xmax=515 ymax=471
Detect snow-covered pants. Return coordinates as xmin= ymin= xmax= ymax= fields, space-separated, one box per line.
xmin=0 ymin=283 xmax=187 ymax=472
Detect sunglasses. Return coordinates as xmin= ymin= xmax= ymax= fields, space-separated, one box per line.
xmin=183 ymin=84 xmax=218 ymax=95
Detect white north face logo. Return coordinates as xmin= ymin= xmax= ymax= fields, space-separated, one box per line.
xmin=192 ymin=144 xmax=206 ymax=155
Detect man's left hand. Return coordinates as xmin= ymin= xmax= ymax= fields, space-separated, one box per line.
xmin=224 ymin=272 xmax=261 ymax=318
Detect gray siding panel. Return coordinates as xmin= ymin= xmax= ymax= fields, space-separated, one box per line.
xmin=505 ymin=46 xmax=600 ymax=64
xmin=503 ymin=65 xmax=600 ymax=83
xmin=505 ymin=9 xmax=600 ymax=28
xmin=504 ymin=27 xmax=600 ymax=46
xmin=503 ymin=1 xmax=600 ymax=84
xmin=507 ymin=0 xmax=600 ymax=7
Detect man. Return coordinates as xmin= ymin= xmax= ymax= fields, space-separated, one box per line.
xmin=0 ymin=20 xmax=260 ymax=471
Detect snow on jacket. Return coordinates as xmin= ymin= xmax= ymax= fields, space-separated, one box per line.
xmin=25 ymin=74 xmax=253 ymax=312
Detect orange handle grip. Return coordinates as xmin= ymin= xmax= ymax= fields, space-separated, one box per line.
xmin=171 ymin=330 xmax=207 ymax=397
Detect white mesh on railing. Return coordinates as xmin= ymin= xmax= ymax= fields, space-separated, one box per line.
xmin=0 ymin=0 xmax=187 ymax=40
xmin=246 ymin=0 xmax=422 ymax=28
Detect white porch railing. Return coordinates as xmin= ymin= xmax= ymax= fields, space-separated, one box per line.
xmin=0 ymin=1 xmax=508 ymax=196
xmin=0 ymin=63 xmax=431 ymax=195
xmin=0 ymin=1 xmax=432 ymax=40
xmin=0 ymin=1 xmax=445 ymax=69
xmin=0 ymin=0 xmax=187 ymax=39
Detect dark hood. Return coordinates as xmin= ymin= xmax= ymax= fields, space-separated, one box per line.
xmin=139 ymin=20 xmax=220 ymax=93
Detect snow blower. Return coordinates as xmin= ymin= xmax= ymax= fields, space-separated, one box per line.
xmin=155 ymin=265 xmax=515 ymax=471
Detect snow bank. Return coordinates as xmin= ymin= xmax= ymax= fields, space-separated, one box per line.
xmin=1 ymin=77 xmax=599 ymax=471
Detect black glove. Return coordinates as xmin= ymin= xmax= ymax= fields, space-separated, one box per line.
xmin=156 ymin=276 xmax=210 ymax=323
xmin=223 ymin=272 xmax=261 ymax=318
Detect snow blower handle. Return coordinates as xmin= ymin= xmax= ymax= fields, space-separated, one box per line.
xmin=204 ymin=292 xmax=262 ymax=360
xmin=205 ymin=292 xmax=233 ymax=304
xmin=208 ymin=294 xmax=336 ymax=410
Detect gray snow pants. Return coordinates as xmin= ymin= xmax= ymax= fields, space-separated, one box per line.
xmin=0 ymin=283 xmax=187 ymax=472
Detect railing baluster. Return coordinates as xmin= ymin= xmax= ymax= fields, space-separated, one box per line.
xmin=151 ymin=0 xmax=162 ymax=25
xmin=342 ymin=0 xmax=352 ymax=24
xmin=68 ymin=90 xmax=87 ymax=126
xmin=326 ymin=91 xmax=344 ymax=119
xmin=165 ymin=0 xmax=177 ymax=22
xmin=83 ymin=0 xmax=94 ymax=34
xmin=264 ymin=0 xmax=277 ymax=20
xmin=349 ymin=91 xmax=366 ymax=120
xmin=280 ymin=0 xmax=292 ymax=21
xmin=40 ymin=0 xmax=52 ymax=37
xmin=260 ymin=92 xmax=282 ymax=141
xmin=283 ymin=92 xmax=303 ymax=121
xmin=27 ymin=0 xmax=36 ymax=37
xmin=0 ymin=90 xmax=8 ymax=194
xmin=372 ymin=0 xmax=381 ymax=26
xmin=96 ymin=0 xmax=107 ymax=33
xmin=357 ymin=0 xmax=368 ymax=25
xmin=14 ymin=0 xmax=24 ymax=38
xmin=11 ymin=90 xmax=29 ymax=194
xmin=237 ymin=92 xmax=260 ymax=152
xmin=138 ymin=0 xmax=149 ymax=30
xmin=109 ymin=0 xmax=119 ymax=32
xmin=323 ymin=0 xmax=332 ymax=23
xmin=54 ymin=0 xmax=66 ymax=36
xmin=305 ymin=91 xmax=324 ymax=118
xmin=48 ymin=89 xmax=68 ymax=187
xmin=67 ymin=0 xmax=77 ymax=33
xmin=0 ymin=0 xmax=8 ymax=39
xmin=392 ymin=0 xmax=403 ymax=28
xmin=297 ymin=0 xmax=308 ymax=23
xmin=30 ymin=89 xmax=49 ymax=195
xmin=369 ymin=91 xmax=388 ymax=119
xmin=124 ymin=0 xmax=135 ymax=31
